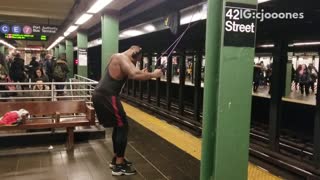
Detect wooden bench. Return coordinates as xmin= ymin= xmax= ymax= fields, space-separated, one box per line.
xmin=0 ymin=100 xmax=95 ymax=150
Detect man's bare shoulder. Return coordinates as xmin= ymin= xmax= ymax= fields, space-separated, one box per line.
xmin=111 ymin=53 xmax=130 ymax=64
xmin=111 ymin=53 xmax=127 ymax=60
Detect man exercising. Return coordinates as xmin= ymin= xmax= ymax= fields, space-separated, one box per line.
xmin=93 ymin=46 xmax=162 ymax=176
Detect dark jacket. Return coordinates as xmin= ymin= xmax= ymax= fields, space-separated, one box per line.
xmin=9 ymin=57 xmax=25 ymax=82
xmin=299 ymin=69 xmax=311 ymax=84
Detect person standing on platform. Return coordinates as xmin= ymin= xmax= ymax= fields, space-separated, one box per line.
xmin=44 ymin=54 xmax=54 ymax=82
xmin=308 ymin=63 xmax=318 ymax=93
xmin=9 ymin=52 xmax=25 ymax=83
xmin=92 ymin=46 xmax=162 ymax=176
xmin=299 ymin=64 xmax=311 ymax=96
xmin=52 ymin=53 xmax=69 ymax=96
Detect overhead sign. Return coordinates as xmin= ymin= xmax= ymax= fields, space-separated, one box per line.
xmin=223 ymin=2 xmax=257 ymax=47
xmin=0 ymin=23 xmax=58 ymax=35
xmin=2 ymin=34 xmax=47 ymax=41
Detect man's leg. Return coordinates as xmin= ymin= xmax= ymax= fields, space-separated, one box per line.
xmin=111 ymin=96 xmax=136 ymax=176
xmin=114 ymin=124 xmax=128 ymax=164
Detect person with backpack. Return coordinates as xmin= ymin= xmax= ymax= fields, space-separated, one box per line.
xmin=53 ymin=53 xmax=69 ymax=96
xmin=9 ymin=52 xmax=25 ymax=83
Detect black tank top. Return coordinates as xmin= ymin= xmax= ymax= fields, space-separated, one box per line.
xmin=94 ymin=61 xmax=127 ymax=96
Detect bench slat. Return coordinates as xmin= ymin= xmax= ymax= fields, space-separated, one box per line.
xmin=0 ymin=100 xmax=87 ymax=116
xmin=0 ymin=120 xmax=90 ymax=130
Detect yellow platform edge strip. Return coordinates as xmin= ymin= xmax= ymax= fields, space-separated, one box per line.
xmin=122 ymin=102 xmax=282 ymax=180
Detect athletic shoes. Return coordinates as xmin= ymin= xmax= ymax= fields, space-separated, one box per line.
xmin=111 ymin=163 xmax=136 ymax=176
xmin=109 ymin=157 xmax=133 ymax=169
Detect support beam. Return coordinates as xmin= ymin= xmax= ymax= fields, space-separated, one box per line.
xmin=66 ymin=40 xmax=74 ymax=79
xmin=139 ymin=57 xmax=144 ymax=100
xmin=147 ymin=54 xmax=152 ymax=103
xmin=166 ymin=56 xmax=172 ymax=111
xmin=285 ymin=59 xmax=293 ymax=97
xmin=0 ymin=45 xmax=4 ymax=54
xmin=54 ymin=47 xmax=59 ymax=59
xmin=156 ymin=54 xmax=161 ymax=107
xmin=269 ymin=40 xmax=288 ymax=151
xmin=201 ymin=0 xmax=257 ymax=179
xmin=77 ymin=31 xmax=88 ymax=77
xmin=101 ymin=13 xmax=119 ymax=75
xmin=194 ymin=52 xmax=202 ymax=122
xmin=59 ymin=44 xmax=66 ymax=56
xmin=313 ymin=51 xmax=320 ymax=167
xmin=179 ymin=54 xmax=186 ymax=115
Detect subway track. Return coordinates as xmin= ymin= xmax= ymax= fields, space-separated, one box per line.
xmin=121 ymin=92 xmax=320 ymax=180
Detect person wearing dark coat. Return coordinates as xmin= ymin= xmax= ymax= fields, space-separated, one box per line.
xmin=9 ymin=52 xmax=25 ymax=83
xmin=298 ymin=64 xmax=311 ymax=96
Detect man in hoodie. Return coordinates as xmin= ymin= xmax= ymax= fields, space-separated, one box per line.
xmin=52 ymin=53 xmax=69 ymax=96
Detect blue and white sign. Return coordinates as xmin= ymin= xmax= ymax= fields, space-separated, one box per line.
xmin=11 ymin=25 xmax=21 ymax=34
xmin=0 ymin=24 xmax=10 ymax=33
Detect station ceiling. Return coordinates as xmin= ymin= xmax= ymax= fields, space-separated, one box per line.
xmin=0 ymin=0 xmax=75 ymax=25
xmin=0 ymin=0 xmax=77 ymax=47
xmin=2 ymin=0 xmax=320 ymax=50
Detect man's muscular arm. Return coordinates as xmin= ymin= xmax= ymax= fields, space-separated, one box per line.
xmin=119 ymin=55 xmax=162 ymax=80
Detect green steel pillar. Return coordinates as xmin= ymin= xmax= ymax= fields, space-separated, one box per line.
xmin=285 ymin=61 xmax=293 ymax=96
xmin=54 ymin=47 xmax=59 ymax=59
xmin=201 ymin=0 xmax=257 ymax=180
xmin=59 ymin=43 xmax=66 ymax=56
xmin=66 ymin=40 xmax=74 ymax=79
xmin=0 ymin=45 xmax=4 ymax=54
xmin=4 ymin=47 xmax=9 ymax=56
xmin=77 ymin=31 xmax=88 ymax=77
xmin=101 ymin=13 xmax=119 ymax=76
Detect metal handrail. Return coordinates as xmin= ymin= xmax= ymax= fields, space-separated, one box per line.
xmin=0 ymin=82 xmax=98 ymax=85
xmin=0 ymin=75 xmax=98 ymax=103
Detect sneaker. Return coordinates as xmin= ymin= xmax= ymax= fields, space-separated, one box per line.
xmin=111 ymin=164 xmax=136 ymax=176
xmin=109 ymin=157 xmax=132 ymax=169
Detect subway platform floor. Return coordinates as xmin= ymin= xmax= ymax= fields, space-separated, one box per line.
xmin=0 ymin=102 xmax=284 ymax=180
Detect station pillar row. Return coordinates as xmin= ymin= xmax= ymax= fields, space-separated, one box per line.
xmin=269 ymin=40 xmax=288 ymax=152
xmin=285 ymin=56 xmax=293 ymax=97
xmin=66 ymin=40 xmax=74 ymax=79
xmin=77 ymin=31 xmax=88 ymax=77
xmin=0 ymin=45 xmax=4 ymax=55
xmin=101 ymin=13 xmax=119 ymax=76
xmin=54 ymin=47 xmax=59 ymax=59
xmin=200 ymin=0 xmax=257 ymax=179
xmin=59 ymin=44 xmax=66 ymax=56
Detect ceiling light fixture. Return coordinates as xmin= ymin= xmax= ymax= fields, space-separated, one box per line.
xmin=144 ymin=25 xmax=156 ymax=32
xmin=122 ymin=30 xmax=144 ymax=37
xmin=258 ymin=0 xmax=271 ymax=3
xmin=87 ymin=0 xmax=113 ymax=14
xmin=75 ymin=14 xmax=93 ymax=25
xmin=64 ymin=25 xmax=78 ymax=37
xmin=293 ymin=42 xmax=320 ymax=46
xmin=66 ymin=25 xmax=78 ymax=33
xmin=0 ymin=40 xmax=15 ymax=49
xmin=47 ymin=36 xmax=65 ymax=50
xmin=64 ymin=31 xmax=71 ymax=37
xmin=258 ymin=44 xmax=274 ymax=48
